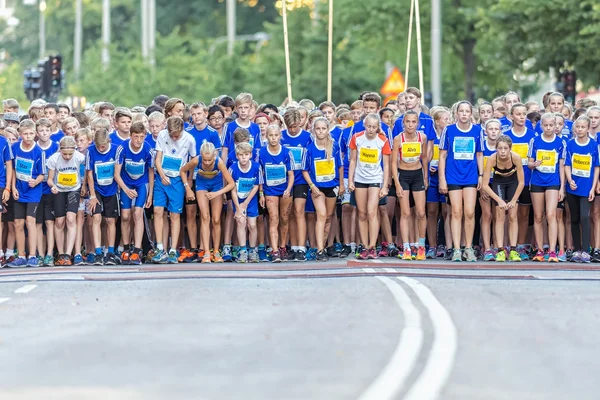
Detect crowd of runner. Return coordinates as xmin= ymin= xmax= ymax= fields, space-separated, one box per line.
xmin=0 ymin=88 xmax=599 ymax=267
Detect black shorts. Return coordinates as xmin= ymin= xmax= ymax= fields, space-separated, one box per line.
xmin=530 ymin=184 xmax=560 ymax=193
xmin=91 ymin=193 xmax=119 ymax=218
xmin=14 ymin=201 xmax=38 ymax=220
xmin=185 ymin=181 xmax=197 ymax=206
xmin=355 ymin=182 xmax=380 ymax=189
xmin=40 ymin=193 xmax=55 ymax=222
xmin=258 ymin=203 xmax=267 ymax=216
xmin=491 ymin=179 xmax=518 ymax=206
xmin=349 ymin=187 xmax=387 ymax=206
xmin=447 ymin=183 xmax=477 ymax=191
xmin=388 ymin=182 xmax=397 ymax=198
xmin=5 ymin=197 xmax=14 ymax=222
xmin=317 ymin=187 xmax=339 ymax=199
xmin=558 ymin=200 xmax=565 ymax=210
xmin=518 ymin=186 xmax=532 ymax=205
xmin=293 ymin=184 xmax=309 ymax=200
xmin=53 ymin=191 xmax=81 ymax=218
xmin=399 ymin=169 xmax=425 ymax=192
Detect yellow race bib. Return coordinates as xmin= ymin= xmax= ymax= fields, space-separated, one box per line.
xmin=572 ymin=154 xmax=592 ymax=178
xmin=359 ymin=147 xmax=379 ymax=168
xmin=512 ymin=143 xmax=529 ymax=165
xmin=314 ymin=159 xmax=335 ymax=182
xmin=536 ymin=150 xmax=556 ymax=173
xmin=401 ymin=142 xmax=422 ymax=163
xmin=430 ymin=146 xmax=440 ymax=167
xmin=57 ymin=172 xmax=77 ymax=187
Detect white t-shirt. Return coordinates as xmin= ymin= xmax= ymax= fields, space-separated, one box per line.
xmin=349 ymin=132 xmax=392 ymax=184
xmin=46 ymin=151 xmax=86 ymax=192
xmin=155 ymin=129 xmax=197 ymax=178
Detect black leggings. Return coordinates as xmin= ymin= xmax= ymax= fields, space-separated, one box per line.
xmin=566 ymin=192 xmax=592 ymax=251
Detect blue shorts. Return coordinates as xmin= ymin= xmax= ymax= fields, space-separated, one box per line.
xmin=305 ymin=190 xmax=315 ymax=213
xmin=426 ymin=186 xmax=446 ymax=204
xmin=154 ymin=176 xmax=184 ymax=214
xmin=196 ymin=176 xmax=223 ymax=192
xmin=120 ymin=183 xmax=149 ymax=210
xmin=235 ymin=198 xmax=259 ymax=218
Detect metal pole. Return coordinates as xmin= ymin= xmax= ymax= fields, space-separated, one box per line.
xmin=141 ymin=0 xmax=148 ymax=60
xmin=227 ymin=0 xmax=235 ymax=56
xmin=431 ymin=0 xmax=441 ymax=105
xmin=39 ymin=0 xmax=46 ymax=58
xmin=326 ymin=0 xmax=333 ymax=102
xmin=74 ymin=0 xmax=82 ymax=80
xmin=282 ymin=1 xmax=293 ymax=102
xmin=404 ymin=0 xmax=415 ymax=88
xmin=415 ymin=0 xmax=424 ymax=95
xmin=148 ymin=0 xmax=155 ymax=66
xmin=102 ymin=0 xmax=110 ymax=69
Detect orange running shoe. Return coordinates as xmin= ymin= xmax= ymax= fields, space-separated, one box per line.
xmin=416 ymin=246 xmax=426 ymax=261
xmin=201 ymin=252 xmax=211 ymax=263
xmin=178 ymin=248 xmax=192 ymax=263
xmin=213 ymin=251 xmax=224 ymax=263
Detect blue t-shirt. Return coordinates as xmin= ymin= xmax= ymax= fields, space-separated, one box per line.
xmin=565 ymin=138 xmax=599 ymax=197
xmin=427 ymin=128 xmax=442 ymax=187
xmin=109 ymin=131 xmax=129 ymax=149
xmin=145 ymin=134 xmax=157 ymax=149
xmin=330 ymin=126 xmax=343 ymax=143
xmin=116 ymin=140 xmax=154 ymax=187
xmin=351 ymin=120 xmax=390 ymax=137
xmin=39 ymin=141 xmax=60 ymax=195
xmin=528 ymin=134 xmax=566 ymax=187
xmin=86 ymin=143 xmax=119 ymax=197
xmin=534 ymin=120 xmax=573 ymax=137
xmin=50 ymin=130 xmax=64 ymax=143
xmin=223 ymin=120 xmax=262 ymax=161
xmin=186 ymin=124 xmax=222 ymax=155
xmin=392 ymin=114 xmax=434 ymax=141
xmin=282 ymin=129 xmax=312 ymax=186
xmin=499 ymin=116 xmax=512 ymax=133
xmin=258 ymin=146 xmax=292 ymax=196
xmin=303 ymin=140 xmax=343 ymax=189
xmin=439 ymin=124 xmax=484 ymax=186
xmin=0 ymin=136 xmax=14 ymax=189
xmin=228 ymin=161 xmax=261 ymax=208
xmin=12 ymin=142 xmax=44 ymax=203
xmin=506 ymin=127 xmax=537 ymax=186
xmin=340 ymin=127 xmax=353 ymax=179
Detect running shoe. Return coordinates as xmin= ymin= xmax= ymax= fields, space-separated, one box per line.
xmin=547 ymin=251 xmax=558 ymax=263
xmin=401 ymin=248 xmax=412 ymax=260
xmin=104 ymin=252 xmax=118 ymax=266
xmin=305 ymin=248 xmax=317 ymax=261
xmin=278 ymin=247 xmax=288 ymax=261
xmin=557 ymin=250 xmax=567 ymax=262
xmin=36 ymin=256 xmax=43 ymax=267
xmin=509 ymin=250 xmax=521 ymax=262
xmin=436 ymin=244 xmax=446 ymax=258
xmin=378 ymin=245 xmax=389 ymax=258
xmin=213 ymin=251 xmax=224 ymax=263
xmin=73 ymin=254 xmax=85 ymax=266
xmin=495 ymin=250 xmax=506 ymax=262
xmin=222 ymin=245 xmax=232 ymax=262
xmin=238 ymin=249 xmax=248 ymax=263
xmin=271 ymin=251 xmax=282 ymax=263
xmin=295 ymin=249 xmax=306 ymax=262
xmin=426 ymin=247 xmax=436 ymax=259
xmin=592 ymin=249 xmax=600 ymax=263
xmin=177 ymin=248 xmax=193 ymax=263
xmin=483 ymin=249 xmax=495 ymax=261
xmin=410 ymin=246 xmax=417 ymax=260
xmin=129 ymin=250 xmax=142 ymax=265
xmin=63 ymin=255 xmax=73 ymax=266
xmin=367 ymin=248 xmax=377 ymax=259
xmin=566 ymin=249 xmax=574 ymax=262
xmin=532 ymin=249 xmax=545 ymax=262
xmin=571 ymin=251 xmax=582 ymax=263
xmin=92 ymin=253 xmax=104 ymax=266
xmin=445 ymin=248 xmax=453 ymax=260
xmin=258 ymin=246 xmax=269 ymax=262
xmin=543 ymin=250 xmax=549 ymax=261
xmin=27 ymin=256 xmax=39 ymax=267
xmin=340 ymin=245 xmax=353 ymax=258
xmin=359 ymin=247 xmax=369 ymax=260
xmin=451 ymin=248 xmax=462 ymax=262
xmin=249 ymin=249 xmax=259 ymax=263
xmin=287 ymin=249 xmax=296 ymax=261
xmin=327 ymin=246 xmax=337 ymax=258
xmin=388 ymin=243 xmax=399 ymax=258
xmin=517 ymin=245 xmax=529 ymax=261
xmin=334 ymin=242 xmax=343 ymax=255
xmin=167 ymin=249 xmax=178 ymax=264
xmin=416 ymin=246 xmax=426 ymax=261
xmin=231 ymin=246 xmax=239 ymax=262
xmin=43 ymin=255 xmax=54 ymax=267
xmin=120 ymin=250 xmax=131 ymax=265
xmin=202 ymin=252 xmax=212 ymax=263
xmin=316 ymin=249 xmax=329 ymax=262
xmin=464 ymin=247 xmax=477 ymax=262
xmin=151 ymin=249 xmax=168 ymax=264
xmin=581 ymin=251 xmax=592 ymax=263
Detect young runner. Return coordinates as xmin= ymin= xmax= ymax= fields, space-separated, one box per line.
xmin=0 ymin=123 xmax=13 ymax=265
xmin=46 ymin=136 xmax=86 ymax=266
xmin=480 ymin=119 xmax=500 ymax=261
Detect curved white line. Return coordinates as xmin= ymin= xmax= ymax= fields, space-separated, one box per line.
xmin=357 ymin=276 xmax=423 ymax=400
xmin=399 ymin=277 xmax=457 ymax=400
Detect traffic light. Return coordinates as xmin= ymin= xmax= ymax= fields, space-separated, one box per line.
xmin=23 ymin=68 xmax=43 ymax=101
xmin=23 ymin=54 xmax=64 ymax=102
xmin=50 ymin=55 xmax=62 ymax=89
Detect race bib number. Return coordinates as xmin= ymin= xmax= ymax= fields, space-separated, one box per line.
xmin=452 ymin=137 xmax=475 ymax=160
xmin=572 ymin=153 xmax=592 ymax=178
xmin=359 ymin=147 xmax=379 ymax=168
xmin=512 ymin=143 xmax=529 ymax=166
xmin=125 ymin=160 xmax=145 ymax=180
xmin=95 ymin=161 xmax=115 ymax=186
xmin=236 ymin=177 xmax=255 ymax=199
xmin=15 ymin=157 xmax=34 ymax=182
xmin=430 ymin=145 xmax=440 ymax=167
xmin=287 ymin=147 xmax=303 ymax=170
xmin=401 ymin=141 xmax=422 ymax=163
xmin=314 ymin=159 xmax=335 ymax=183
xmin=57 ymin=171 xmax=77 ymax=188
xmin=536 ymin=150 xmax=556 ymax=174
xmin=265 ymin=164 xmax=286 ymax=186
xmin=162 ymin=155 xmax=182 ymax=178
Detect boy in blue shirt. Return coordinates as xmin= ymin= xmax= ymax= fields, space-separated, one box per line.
xmin=0 ymin=126 xmax=13 ymax=265
xmin=8 ymin=120 xmax=44 ymax=268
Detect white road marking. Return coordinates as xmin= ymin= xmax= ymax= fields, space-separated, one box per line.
xmin=362 ymin=268 xmax=376 ymax=273
xmin=383 ymin=268 xmax=396 ymax=273
xmin=372 ymin=259 xmax=383 ymax=263
xmin=399 ymin=277 xmax=457 ymax=400
xmin=14 ymin=284 xmax=38 ymax=294
xmin=0 ymin=298 xmax=10 ymax=304
xmin=358 ymin=276 xmax=423 ymax=400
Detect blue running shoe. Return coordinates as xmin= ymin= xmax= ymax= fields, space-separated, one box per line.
xmin=8 ymin=257 xmax=28 ymax=268
xmin=222 ymin=245 xmax=232 ymax=262
xmin=73 ymin=254 xmax=85 ymax=266
xmin=27 ymin=256 xmax=39 ymax=267
xmin=167 ymin=249 xmax=178 ymax=264
xmin=152 ymin=249 xmax=168 ymax=264
xmin=258 ymin=246 xmax=269 ymax=262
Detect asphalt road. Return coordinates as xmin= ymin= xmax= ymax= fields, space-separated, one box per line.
xmin=0 ymin=263 xmax=599 ymax=400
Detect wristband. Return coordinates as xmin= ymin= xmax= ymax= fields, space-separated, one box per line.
xmin=184 ymin=182 xmax=189 ymax=187
xmin=310 ymin=183 xmax=315 ymax=189
xmin=89 ymin=196 xmax=96 ymax=199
